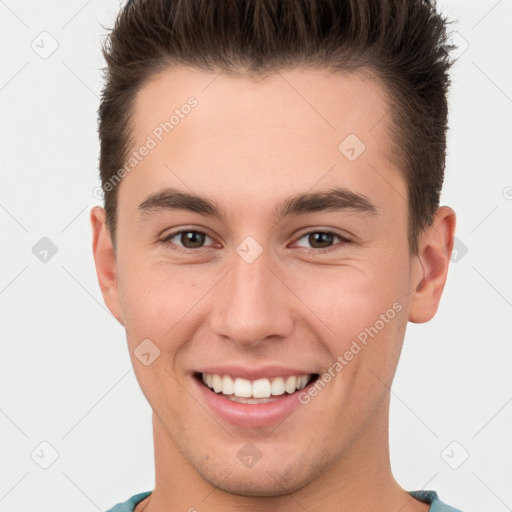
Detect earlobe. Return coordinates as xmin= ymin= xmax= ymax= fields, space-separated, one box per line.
xmin=408 ymin=206 xmax=456 ymax=324
xmin=90 ymin=206 xmax=124 ymax=325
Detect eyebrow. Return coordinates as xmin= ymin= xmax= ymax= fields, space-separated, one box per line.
xmin=137 ymin=186 xmax=377 ymax=222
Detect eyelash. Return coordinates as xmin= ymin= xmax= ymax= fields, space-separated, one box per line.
xmin=160 ymin=229 xmax=351 ymax=254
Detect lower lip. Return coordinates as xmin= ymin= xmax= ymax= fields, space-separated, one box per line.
xmin=193 ymin=375 xmax=317 ymax=428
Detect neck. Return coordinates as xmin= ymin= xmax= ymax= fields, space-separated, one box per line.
xmin=143 ymin=396 xmax=428 ymax=512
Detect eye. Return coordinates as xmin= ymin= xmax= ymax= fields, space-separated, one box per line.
xmin=293 ymin=230 xmax=350 ymax=252
xmin=161 ymin=229 xmax=216 ymax=250
xmin=160 ymin=228 xmax=350 ymax=253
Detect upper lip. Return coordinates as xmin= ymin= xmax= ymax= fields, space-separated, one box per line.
xmin=195 ymin=365 xmax=318 ymax=381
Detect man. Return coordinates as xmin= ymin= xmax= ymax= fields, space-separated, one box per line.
xmin=91 ymin=0 xmax=462 ymax=510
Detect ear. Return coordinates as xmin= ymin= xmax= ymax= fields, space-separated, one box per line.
xmin=408 ymin=206 xmax=456 ymax=323
xmin=90 ymin=206 xmax=124 ymax=326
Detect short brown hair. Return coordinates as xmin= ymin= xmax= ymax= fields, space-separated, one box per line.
xmin=98 ymin=0 xmax=453 ymax=253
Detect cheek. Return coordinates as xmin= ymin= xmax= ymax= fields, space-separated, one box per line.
xmin=288 ymin=259 xmax=411 ymax=401
xmin=290 ymin=262 xmax=408 ymax=343
xmin=117 ymin=258 xmax=213 ymax=344
xmin=117 ymin=260 xmax=195 ymax=413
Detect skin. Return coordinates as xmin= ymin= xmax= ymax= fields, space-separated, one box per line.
xmin=91 ymin=66 xmax=455 ymax=512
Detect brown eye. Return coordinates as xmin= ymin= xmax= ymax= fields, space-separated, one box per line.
xmin=179 ymin=231 xmax=206 ymax=248
xmin=163 ymin=230 xmax=212 ymax=249
xmin=294 ymin=231 xmax=350 ymax=252
xmin=308 ymin=232 xmax=335 ymax=249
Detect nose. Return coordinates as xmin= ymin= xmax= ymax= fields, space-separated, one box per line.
xmin=209 ymin=246 xmax=294 ymax=349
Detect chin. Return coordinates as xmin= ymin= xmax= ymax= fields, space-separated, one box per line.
xmin=197 ymin=457 xmax=314 ymax=497
xmin=211 ymin=473 xmax=308 ymax=497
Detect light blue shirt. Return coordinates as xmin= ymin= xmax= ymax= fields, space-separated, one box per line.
xmin=105 ymin=489 xmax=464 ymax=511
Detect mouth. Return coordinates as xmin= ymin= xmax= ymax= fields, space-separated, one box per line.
xmin=194 ymin=371 xmax=320 ymax=404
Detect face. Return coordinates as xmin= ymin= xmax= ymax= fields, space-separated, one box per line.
xmin=92 ymin=66 xmax=453 ymax=497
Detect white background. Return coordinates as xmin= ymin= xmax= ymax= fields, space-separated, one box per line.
xmin=0 ymin=1 xmax=511 ymax=511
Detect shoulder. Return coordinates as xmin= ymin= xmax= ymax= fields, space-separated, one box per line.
xmin=104 ymin=491 xmax=152 ymax=512
xmin=409 ymin=490 xmax=464 ymax=512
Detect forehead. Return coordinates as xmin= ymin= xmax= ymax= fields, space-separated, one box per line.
xmin=125 ymin=66 xmax=405 ymax=218
xmin=132 ymin=65 xmax=392 ymax=149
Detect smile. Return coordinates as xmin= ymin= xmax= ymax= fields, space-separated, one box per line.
xmin=198 ymin=372 xmax=317 ymax=403
xmin=192 ymin=366 xmax=322 ymax=427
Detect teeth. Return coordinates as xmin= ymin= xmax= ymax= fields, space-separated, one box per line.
xmin=284 ymin=376 xmax=297 ymax=394
xmin=253 ymin=378 xmax=272 ymax=399
xmin=212 ymin=374 xmax=222 ymax=393
xmin=200 ymin=373 xmax=313 ymax=398
xmin=271 ymin=377 xmax=285 ymax=396
xmin=233 ymin=378 xmax=252 ymax=397
xmin=222 ymin=375 xmax=234 ymax=395
xmin=297 ymin=376 xmax=308 ymax=389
